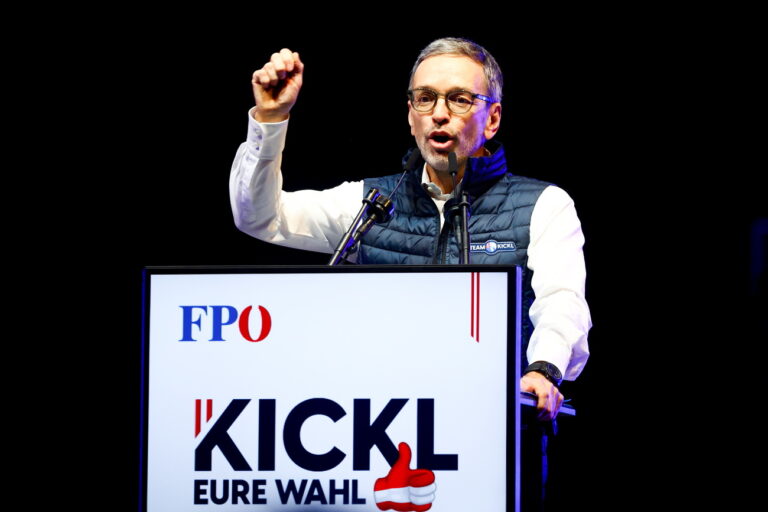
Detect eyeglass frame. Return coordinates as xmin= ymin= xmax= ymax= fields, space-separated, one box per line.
xmin=407 ymin=87 xmax=495 ymax=114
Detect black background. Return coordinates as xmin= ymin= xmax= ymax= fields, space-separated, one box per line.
xmin=43 ymin=12 xmax=764 ymax=511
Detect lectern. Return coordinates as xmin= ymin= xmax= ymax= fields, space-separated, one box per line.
xmin=140 ymin=265 xmax=524 ymax=511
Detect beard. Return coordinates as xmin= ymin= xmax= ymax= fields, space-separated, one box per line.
xmin=419 ymin=145 xmax=454 ymax=173
xmin=414 ymin=131 xmax=484 ymax=175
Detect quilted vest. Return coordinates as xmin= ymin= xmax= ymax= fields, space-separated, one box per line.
xmin=359 ymin=142 xmax=550 ymax=367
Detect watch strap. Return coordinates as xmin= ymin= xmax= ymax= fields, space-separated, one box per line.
xmin=523 ymin=361 xmax=563 ymax=387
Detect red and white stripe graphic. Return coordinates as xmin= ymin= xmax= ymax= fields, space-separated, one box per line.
xmin=471 ymin=272 xmax=480 ymax=342
xmin=374 ymin=442 xmax=436 ymax=511
xmin=194 ymin=399 xmax=213 ymax=437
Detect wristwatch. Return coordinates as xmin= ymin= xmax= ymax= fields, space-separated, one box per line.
xmin=523 ymin=361 xmax=562 ymax=388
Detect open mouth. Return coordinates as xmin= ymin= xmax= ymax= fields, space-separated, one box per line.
xmin=428 ymin=132 xmax=454 ymax=151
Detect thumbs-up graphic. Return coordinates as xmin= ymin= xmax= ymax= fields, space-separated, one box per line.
xmin=374 ymin=442 xmax=436 ymax=511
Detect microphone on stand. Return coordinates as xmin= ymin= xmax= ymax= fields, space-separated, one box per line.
xmin=328 ymin=149 xmax=422 ymax=266
xmin=391 ymin=149 xmax=422 ymax=198
xmin=355 ymin=149 xmax=422 ymax=236
xmin=443 ymin=151 xmax=471 ymax=264
xmin=352 ymin=193 xmax=394 ymax=240
xmin=448 ymin=151 xmax=459 ymax=194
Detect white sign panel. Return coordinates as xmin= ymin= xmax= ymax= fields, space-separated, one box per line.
xmin=142 ymin=268 xmax=519 ymax=511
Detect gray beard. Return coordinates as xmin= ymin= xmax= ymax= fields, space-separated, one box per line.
xmin=415 ymin=135 xmax=483 ymax=175
xmin=425 ymin=152 xmax=450 ymax=173
xmin=417 ymin=141 xmax=461 ymax=174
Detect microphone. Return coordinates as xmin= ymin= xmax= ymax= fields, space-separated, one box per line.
xmin=327 ymin=149 xmax=422 ymax=266
xmin=448 ymin=151 xmax=458 ymax=187
xmin=353 ymin=192 xmax=394 ymax=239
xmin=354 ymin=149 xmax=422 ymax=239
xmin=390 ymin=148 xmax=422 ymax=198
xmin=444 ymin=151 xmax=461 ymax=222
xmin=405 ymin=147 xmax=423 ymax=173
xmin=443 ymin=151 xmax=471 ymax=264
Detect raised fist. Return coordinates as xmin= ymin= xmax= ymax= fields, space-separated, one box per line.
xmin=251 ymin=48 xmax=304 ymax=123
xmin=374 ymin=442 xmax=436 ymax=512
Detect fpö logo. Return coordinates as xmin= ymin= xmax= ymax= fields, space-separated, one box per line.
xmin=192 ymin=398 xmax=452 ymax=510
xmin=179 ymin=305 xmax=272 ymax=342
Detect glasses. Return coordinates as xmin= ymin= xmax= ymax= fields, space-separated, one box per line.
xmin=408 ymin=87 xmax=494 ymax=114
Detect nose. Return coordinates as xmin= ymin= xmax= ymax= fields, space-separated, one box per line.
xmin=431 ymin=97 xmax=451 ymax=125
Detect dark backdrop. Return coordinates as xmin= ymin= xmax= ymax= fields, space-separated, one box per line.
xmin=54 ymin=16 xmax=764 ymax=511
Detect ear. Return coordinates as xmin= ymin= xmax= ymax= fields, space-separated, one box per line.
xmin=407 ymin=100 xmax=416 ymax=136
xmin=483 ymin=102 xmax=502 ymax=140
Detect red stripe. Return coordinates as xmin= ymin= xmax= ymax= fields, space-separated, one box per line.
xmin=376 ymin=501 xmax=432 ymax=512
xmin=195 ymin=399 xmax=201 ymax=437
xmin=476 ymin=273 xmax=480 ymax=342
xmin=206 ymin=399 xmax=212 ymax=422
xmin=471 ymin=272 xmax=475 ymax=338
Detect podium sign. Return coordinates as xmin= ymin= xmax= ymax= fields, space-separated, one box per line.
xmin=140 ymin=265 xmax=521 ymax=511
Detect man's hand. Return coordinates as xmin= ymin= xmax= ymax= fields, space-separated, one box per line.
xmin=251 ymin=48 xmax=304 ymax=123
xmin=520 ymin=371 xmax=564 ymax=421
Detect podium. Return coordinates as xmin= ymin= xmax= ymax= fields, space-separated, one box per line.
xmin=140 ymin=265 xmax=526 ymax=511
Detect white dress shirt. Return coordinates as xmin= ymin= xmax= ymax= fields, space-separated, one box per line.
xmin=230 ymin=111 xmax=591 ymax=380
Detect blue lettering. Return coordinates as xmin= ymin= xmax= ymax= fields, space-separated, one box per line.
xmin=210 ymin=479 xmax=229 ymax=505
xmin=283 ymin=399 xmax=347 ymax=471
xmin=195 ymin=400 xmax=252 ymax=471
xmin=179 ymin=306 xmax=207 ymax=341
xmin=231 ymin=480 xmax=250 ymax=504
xmin=193 ymin=480 xmax=208 ymax=504
xmin=353 ymin=398 xmax=407 ymax=470
xmin=209 ymin=305 xmax=238 ymax=341
xmin=276 ymin=479 xmax=308 ymax=504
xmin=304 ymin=479 xmax=328 ymax=505
xmin=251 ymin=479 xmax=267 ymax=505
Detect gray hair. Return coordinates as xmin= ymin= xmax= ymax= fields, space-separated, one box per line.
xmin=409 ymin=37 xmax=503 ymax=102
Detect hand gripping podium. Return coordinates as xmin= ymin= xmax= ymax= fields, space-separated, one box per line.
xmin=140 ymin=265 xmax=530 ymax=512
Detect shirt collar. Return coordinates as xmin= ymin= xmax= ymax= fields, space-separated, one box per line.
xmin=420 ymin=164 xmax=453 ymax=201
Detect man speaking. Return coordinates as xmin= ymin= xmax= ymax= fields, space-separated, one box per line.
xmin=230 ymin=37 xmax=591 ymax=509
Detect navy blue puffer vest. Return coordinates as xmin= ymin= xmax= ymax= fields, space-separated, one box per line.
xmin=359 ymin=141 xmax=550 ymax=367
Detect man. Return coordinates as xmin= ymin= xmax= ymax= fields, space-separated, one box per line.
xmin=230 ymin=37 xmax=591 ymax=507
